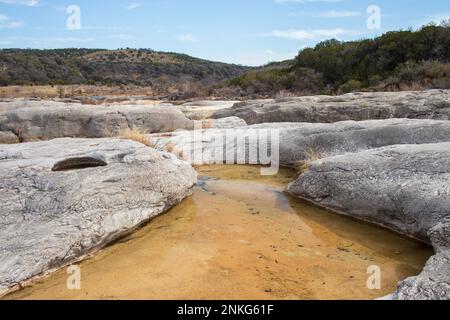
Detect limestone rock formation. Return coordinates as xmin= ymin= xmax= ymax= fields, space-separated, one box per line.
xmin=0 ymin=138 xmax=197 ymax=295
xmin=179 ymin=100 xmax=238 ymax=120
xmin=287 ymin=143 xmax=450 ymax=300
xmin=0 ymin=99 xmax=194 ymax=142
xmin=272 ymin=118 xmax=450 ymax=167
xmin=150 ymin=118 xmax=450 ymax=300
xmin=213 ymin=90 xmax=450 ymax=124
xmin=152 ymin=119 xmax=450 ymax=167
xmin=204 ymin=117 xmax=247 ymax=129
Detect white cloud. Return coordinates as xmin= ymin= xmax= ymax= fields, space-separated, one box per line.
xmin=0 ymin=0 xmax=39 ymax=6
xmin=0 ymin=36 xmax=95 ymax=47
xmin=275 ymin=0 xmax=343 ymax=3
xmin=176 ymin=34 xmax=198 ymax=42
xmin=82 ymin=26 xmax=135 ymax=31
xmin=315 ymin=10 xmax=360 ymax=18
xmin=52 ymin=5 xmax=67 ymax=11
xmin=126 ymin=3 xmax=142 ymax=10
xmin=428 ymin=13 xmax=450 ymax=24
xmin=108 ymin=34 xmax=134 ymax=40
xmin=0 ymin=21 xmax=23 ymax=28
xmin=262 ymin=49 xmax=298 ymax=63
xmin=0 ymin=14 xmax=24 ymax=29
xmin=212 ymin=50 xmax=297 ymax=66
xmin=23 ymin=37 xmax=95 ymax=44
xmin=288 ymin=10 xmax=361 ymax=18
xmin=262 ymin=28 xmax=351 ymax=40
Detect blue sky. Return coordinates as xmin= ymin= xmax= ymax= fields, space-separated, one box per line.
xmin=0 ymin=0 xmax=449 ymax=66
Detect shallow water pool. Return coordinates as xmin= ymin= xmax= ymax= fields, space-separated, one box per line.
xmin=6 ymin=165 xmax=432 ymax=300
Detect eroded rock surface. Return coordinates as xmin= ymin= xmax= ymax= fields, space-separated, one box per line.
xmin=151 ymin=118 xmax=450 ymax=300
xmin=179 ymin=100 xmax=238 ymax=120
xmin=0 ymin=99 xmax=194 ymax=142
xmin=287 ymin=143 xmax=450 ymax=300
xmin=152 ymin=119 xmax=450 ymax=167
xmin=205 ymin=117 xmax=247 ymax=129
xmin=274 ymin=119 xmax=450 ymax=166
xmin=0 ymin=138 xmax=197 ymax=295
xmin=394 ymin=249 xmax=450 ymax=300
xmin=213 ymin=90 xmax=450 ymax=124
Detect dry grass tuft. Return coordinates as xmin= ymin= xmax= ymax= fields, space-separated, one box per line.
xmin=201 ymin=119 xmax=215 ymax=129
xmin=119 ymin=129 xmax=187 ymax=159
xmin=295 ymin=147 xmax=324 ymax=174
xmin=119 ymin=127 xmax=155 ymax=148
xmin=165 ymin=142 xmax=175 ymax=153
xmin=162 ymin=141 xmax=187 ymax=160
xmin=0 ymin=137 xmax=19 ymax=144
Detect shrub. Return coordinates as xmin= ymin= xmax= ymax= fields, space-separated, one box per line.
xmin=339 ymin=80 xmax=362 ymax=93
xmin=369 ymin=75 xmax=382 ymax=86
xmin=395 ymin=60 xmax=450 ymax=83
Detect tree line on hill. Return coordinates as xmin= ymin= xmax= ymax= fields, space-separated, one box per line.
xmin=220 ymin=22 xmax=450 ymax=98
xmin=0 ymin=48 xmax=251 ymax=90
xmin=1 ymin=23 xmax=449 ymax=99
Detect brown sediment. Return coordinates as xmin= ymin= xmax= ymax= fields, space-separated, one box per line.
xmin=5 ymin=165 xmax=432 ymax=300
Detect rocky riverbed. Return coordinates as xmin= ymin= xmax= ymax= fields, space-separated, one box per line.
xmin=0 ymin=138 xmax=197 ymax=296
xmin=212 ymin=90 xmax=450 ymax=124
xmin=150 ymin=120 xmax=450 ymax=300
xmin=152 ymin=119 xmax=450 ymax=167
xmin=288 ymin=143 xmax=450 ymax=299
xmin=4 ymin=165 xmax=432 ymax=300
xmin=1 ymin=90 xmax=449 ymax=300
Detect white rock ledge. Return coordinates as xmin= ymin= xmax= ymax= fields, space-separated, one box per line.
xmin=213 ymin=90 xmax=450 ymax=124
xmin=0 ymin=138 xmax=197 ymax=296
xmin=0 ymin=99 xmax=194 ymax=142
xmin=287 ymin=143 xmax=450 ymax=300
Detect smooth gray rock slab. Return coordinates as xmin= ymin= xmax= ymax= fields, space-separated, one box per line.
xmin=287 ymin=143 xmax=450 ymax=300
xmin=206 ymin=117 xmax=247 ymax=129
xmin=0 ymin=138 xmax=197 ymax=295
xmin=0 ymin=99 xmax=194 ymax=142
xmin=213 ymin=90 xmax=450 ymax=124
xmin=287 ymin=143 xmax=450 ymax=242
xmin=274 ymin=119 xmax=450 ymax=167
xmin=151 ymin=119 xmax=450 ymax=167
xmin=393 ymin=250 xmax=450 ymax=300
xmin=179 ymin=100 xmax=238 ymax=120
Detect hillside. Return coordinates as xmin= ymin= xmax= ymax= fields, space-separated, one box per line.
xmin=2 ymin=23 xmax=449 ymax=99
xmin=224 ymin=23 xmax=450 ymax=97
xmin=0 ymin=48 xmax=251 ymax=88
